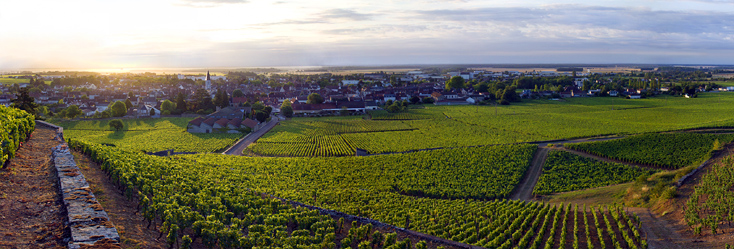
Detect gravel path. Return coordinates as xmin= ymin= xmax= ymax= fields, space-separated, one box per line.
xmin=509 ymin=147 xmax=549 ymax=200
xmin=0 ymin=126 xmax=68 ymax=248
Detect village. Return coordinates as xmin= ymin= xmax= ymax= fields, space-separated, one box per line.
xmin=0 ymin=67 xmax=723 ymax=133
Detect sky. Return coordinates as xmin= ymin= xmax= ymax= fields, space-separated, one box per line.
xmin=1 ymin=0 xmax=733 ymax=69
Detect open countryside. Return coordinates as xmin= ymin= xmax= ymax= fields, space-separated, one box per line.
xmin=3 ymin=0 xmax=734 ymax=248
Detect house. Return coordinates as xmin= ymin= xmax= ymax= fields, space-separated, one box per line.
xmin=609 ymin=90 xmax=619 ymax=97
xmin=571 ymin=90 xmax=587 ymax=97
xmin=342 ymin=80 xmax=360 ymax=85
xmin=209 ymin=106 xmax=244 ymax=120
xmin=198 ymin=117 xmax=218 ymax=133
xmin=137 ymin=105 xmax=160 ymax=117
xmin=574 ymin=78 xmax=588 ymax=88
xmin=82 ymin=107 xmax=97 ymax=117
xmin=628 ymin=94 xmax=642 ymax=99
xmin=241 ymin=119 xmax=258 ymax=129
xmin=212 ymin=118 xmax=230 ymax=132
xmin=226 ymin=118 xmax=243 ymax=133
xmin=365 ymin=101 xmax=379 ymax=110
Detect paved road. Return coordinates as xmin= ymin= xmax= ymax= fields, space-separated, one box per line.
xmin=222 ymin=118 xmax=280 ymax=155
xmin=509 ymin=147 xmax=549 ymax=201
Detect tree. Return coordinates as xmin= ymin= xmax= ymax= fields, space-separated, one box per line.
xmin=11 ymin=87 xmax=38 ymax=116
xmin=281 ymin=105 xmax=293 ymax=118
xmin=251 ymin=101 xmax=265 ymax=111
xmin=410 ymin=96 xmax=420 ymax=104
xmin=232 ymin=89 xmax=244 ymax=98
xmin=109 ymin=119 xmax=124 ymax=131
xmin=307 ymin=93 xmax=324 ymax=104
xmin=175 ymin=93 xmax=187 ymax=112
xmin=124 ymin=98 xmax=133 ymax=110
xmin=422 ymin=97 xmax=435 ymax=104
xmin=255 ymin=111 xmax=266 ymax=123
xmin=64 ymin=105 xmax=83 ymax=119
xmin=161 ymin=100 xmax=176 ymax=113
xmin=218 ymin=89 xmax=229 ymax=107
xmin=386 ymin=103 xmax=401 ymax=113
xmin=280 ymin=100 xmax=293 ymax=118
xmin=150 ymin=108 xmax=156 ymax=116
xmin=263 ymin=106 xmax=272 ymax=120
xmin=128 ymin=91 xmax=134 ymax=98
xmin=500 ymin=86 xmax=521 ymax=103
xmin=110 ymin=101 xmax=128 ymax=117
xmin=445 ymin=76 xmax=465 ymax=90
xmin=582 ymin=80 xmax=591 ymax=92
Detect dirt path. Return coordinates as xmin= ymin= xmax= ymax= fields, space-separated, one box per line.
xmin=510 ymin=147 xmax=549 ymax=201
xmin=627 ymin=207 xmax=688 ymax=249
xmin=223 ymin=118 xmax=280 ymax=155
xmin=0 ymin=126 xmax=68 ymax=249
xmin=72 ymin=150 xmax=168 ymax=249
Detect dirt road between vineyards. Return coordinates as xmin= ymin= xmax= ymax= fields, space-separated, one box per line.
xmin=509 ymin=147 xmax=549 ymax=200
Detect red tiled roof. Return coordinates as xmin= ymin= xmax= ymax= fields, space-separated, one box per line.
xmin=241 ymin=119 xmax=258 ymax=129
xmin=227 ymin=118 xmax=242 ymax=126
xmin=215 ymin=118 xmax=229 ymax=127
xmin=189 ymin=117 xmax=204 ymax=126
xmin=202 ymin=117 xmax=217 ymax=126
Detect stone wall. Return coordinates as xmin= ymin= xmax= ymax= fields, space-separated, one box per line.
xmin=36 ymin=121 xmax=121 ymax=249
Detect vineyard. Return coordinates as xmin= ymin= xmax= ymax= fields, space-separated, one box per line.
xmin=565 ymin=133 xmax=734 ymax=169
xmin=685 ymin=155 xmax=734 ymax=237
xmin=251 ymin=93 xmax=734 ymax=157
xmin=533 ymin=150 xmax=658 ymax=195
xmin=0 ymin=106 xmax=35 ymax=167
xmin=54 ymin=118 xmax=241 ymax=153
xmin=69 ymin=139 xmax=648 ymax=248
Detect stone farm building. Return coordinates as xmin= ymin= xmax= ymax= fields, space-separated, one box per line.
xmin=187 ymin=107 xmax=259 ymax=133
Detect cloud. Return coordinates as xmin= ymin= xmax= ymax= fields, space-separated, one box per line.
xmin=320 ymin=9 xmax=374 ymax=21
xmin=176 ymin=0 xmax=248 ymax=7
xmin=408 ymin=6 xmax=734 ymax=49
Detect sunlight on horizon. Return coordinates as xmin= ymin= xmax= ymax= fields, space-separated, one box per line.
xmin=1 ymin=0 xmax=734 ymax=69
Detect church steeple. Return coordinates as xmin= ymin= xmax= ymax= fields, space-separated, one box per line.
xmin=205 ymin=70 xmax=212 ymax=91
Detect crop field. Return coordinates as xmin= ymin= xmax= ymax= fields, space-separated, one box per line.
xmin=685 ymin=155 xmax=734 ymax=237
xmin=70 ymin=139 xmax=646 ymax=248
xmin=0 ymin=77 xmax=30 ymax=85
xmin=251 ymin=93 xmax=734 ymax=157
xmin=0 ymin=106 xmax=35 ymax=166
xmin=55 ymin=118 xmax=241 ymax=153
xmin=565 ymin=133 xmax=734 ymax=169
xmin=533 ymin=151 xmax=658 ymax=195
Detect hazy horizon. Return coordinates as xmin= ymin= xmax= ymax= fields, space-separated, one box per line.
xmin=2 ymin=0 xmax=734 ymax=69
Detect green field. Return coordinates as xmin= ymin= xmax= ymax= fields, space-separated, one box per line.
xmin=251 ymin=93 xmax=734 ymax=157
xmin=70 ymin=139 xmax=646 ymax=248
xmin=55 ymin=118 xmax=241 ymax=153
xmin=533 ymin=150 xmax=657 ymax=195
xmin=0 ymin=77 xmax=30 ymax=85
xmin=566 ymin=133 xmax=734 ymax=169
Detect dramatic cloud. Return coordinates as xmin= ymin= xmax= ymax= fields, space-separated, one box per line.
xmin=1 ymin=0 xmax=734 ymax=69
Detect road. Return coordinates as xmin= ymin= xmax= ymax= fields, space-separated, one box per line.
xmin=509 ymin=147 xmax=549 ymax=200
xmin=509 ymin=136 xmax=625 ymax=201
xmin=222 ymin=117 xmax=280 ymax=155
